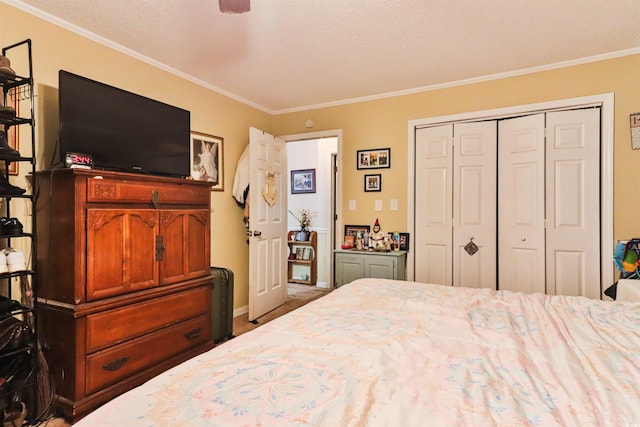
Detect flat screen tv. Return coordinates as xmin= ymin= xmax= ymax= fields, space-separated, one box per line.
xmin=58 ymin=70 xmax=191 ymax=178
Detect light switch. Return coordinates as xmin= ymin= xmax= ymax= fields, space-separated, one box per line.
xmin=390 ymin=198 xmax=399 ymax=211
xmin=374 ymin=200 xmax=383 ymax=211
xmin=349 ymin=199 xmax=356 ymax=211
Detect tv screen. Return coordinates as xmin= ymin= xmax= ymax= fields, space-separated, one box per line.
xmin=58 ymin=70 xmax=190 ymax=178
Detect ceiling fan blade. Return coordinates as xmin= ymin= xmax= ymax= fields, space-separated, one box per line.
xmin=219 ymin=0 xmax=250 ymax=14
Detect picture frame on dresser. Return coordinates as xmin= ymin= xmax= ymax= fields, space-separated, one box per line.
xmin=190 ymin=131 xmax=224 ymax=191
xmin=399 ymin=232 xmax=410 ymax=251
xmin=344 ymin=224 xmax=370 ymax=237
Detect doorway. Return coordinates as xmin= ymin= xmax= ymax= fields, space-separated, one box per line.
xmin=283 ymin=130 xmax=342 ymax=288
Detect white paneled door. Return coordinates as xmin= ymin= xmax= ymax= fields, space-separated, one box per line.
xmin=415 ymin=108 xmax=600 ymax=298
xmin=453 ymin=121 xmax=497 ymax=289
xmin=545 ymin=109 xmax=600 ymax=299
xmin=498 ymin=114 xmax=546 ymax=294
xmin=415 ymin=125 xmax=453 ymax=285
xmin=415 ymin=121 xmax=497 ymax=288
xmin=248 ymin=127 xmax=287 ymax=321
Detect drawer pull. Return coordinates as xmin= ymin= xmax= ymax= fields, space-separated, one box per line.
xmin=155 ymin=235 xmax=165 ymax=261
xmin=151 ymin=189 xmax=159 ymax=208
xmin=102 ymin=356 xmax=130 ymax=371
xmin=184 ymin=328 xmax=201 ymax=341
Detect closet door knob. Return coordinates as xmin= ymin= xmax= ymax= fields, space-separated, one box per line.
xmin=521 ymin=237 xmax=527 ymax=242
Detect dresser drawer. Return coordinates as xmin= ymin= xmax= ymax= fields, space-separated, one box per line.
xmin=85 ymin=314 xmax=210 ymax=395
xmin=87 ymin=177 xmax=209 ymax=205
xmin=86 ymin=286 xmax=210 ymax=353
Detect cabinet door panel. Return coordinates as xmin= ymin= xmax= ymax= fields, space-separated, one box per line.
xmin=335 ymin=254 xmax=365 ymax=287
xmin=364 ymin=256 xmax=396 ymax=279
xmin=87 ymin=209 xmax=158 ymax=300
xmin=160 ymin=210 xmax=210 ymax=285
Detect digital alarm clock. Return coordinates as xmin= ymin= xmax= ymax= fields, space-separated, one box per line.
xmin=64 ymin=152 xmax=94 ymax=169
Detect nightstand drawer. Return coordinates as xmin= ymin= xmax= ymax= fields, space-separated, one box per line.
xmin=85 ymin=314 xmax=210 ymax=395
xmin=86 ymin=286 xmax=210 ymax=353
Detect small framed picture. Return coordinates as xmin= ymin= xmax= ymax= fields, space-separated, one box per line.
xmin=399 ymin=232 xmax=410 ymax=251
xmin=296 ymin=248 xmax=304 ymax=260
xmin=357 ymin=148 xmax=391 ymax=170
xmin=344 ymin=224 xmax=370 ymax=237
xmin=291 ymin=169 xmax=316 ymax=194
xmin=364 ymin=174 xmax=381 ymax=192
xmin=190 ymin=131 xmax=224 ymax=191
xmin=303 ymin=247 xmax=312 ymax=260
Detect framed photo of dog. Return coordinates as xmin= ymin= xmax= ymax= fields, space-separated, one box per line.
xmin=190 ymin=131 xmax=224 ymax=191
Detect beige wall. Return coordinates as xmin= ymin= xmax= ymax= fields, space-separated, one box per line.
xmin=1 ymin=3 xmax=270 ymax=309
xmin=274 ymin=54 xmax=640 ymax=245
xmin=4 ymin=3 xmax=639 ymax=309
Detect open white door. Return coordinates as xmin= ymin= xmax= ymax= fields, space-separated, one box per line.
xmin=248 ymin=127 xmax=287 ymax=321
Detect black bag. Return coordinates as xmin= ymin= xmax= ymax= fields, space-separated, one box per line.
xmin=0 ymin=316 xmax=33 ymax=355
xmin=0 ymin=297 xmax=22 ymax=319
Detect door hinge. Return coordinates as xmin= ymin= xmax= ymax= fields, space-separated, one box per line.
xmin=155 ymin=235 xmax=165 ymax=261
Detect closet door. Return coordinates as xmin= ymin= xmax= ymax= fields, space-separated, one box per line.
xmin=453 ymin=121 xmax=497 ymax=288
xmin=498 ymin=114 xmax=546 ymax=294
xmin=546 ymin=109 xmax=600 ymax=298
xmin=415 ymin=125 xmax=453 ymax=285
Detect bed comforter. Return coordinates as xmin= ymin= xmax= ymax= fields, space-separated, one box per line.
xmin=74 ymin=278 xmax=640 ymax=426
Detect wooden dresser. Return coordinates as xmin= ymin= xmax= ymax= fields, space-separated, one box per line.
xmin=35 ymin=169 xmax=215 ymax=422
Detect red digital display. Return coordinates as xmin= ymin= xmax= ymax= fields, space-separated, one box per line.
xmin=65 ymin=152 xmax=94 ymax=169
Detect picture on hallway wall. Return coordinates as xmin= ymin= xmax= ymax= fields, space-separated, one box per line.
xmin=291 ymin=169 xmax=316 ymax=194
xmin=357 ymin=148 xmax=390 ymax=170
xmin=190 ymin=131 xmax=224 ymax=191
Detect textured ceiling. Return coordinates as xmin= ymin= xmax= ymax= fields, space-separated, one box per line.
xmin=8 ymin=0 xmax=640 ymax=113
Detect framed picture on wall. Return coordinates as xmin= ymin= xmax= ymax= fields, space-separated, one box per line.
xmin=190 ymin=131 xmax=224 ymax=191
xmin=291 ymin=169 xmax=316 ymax=194
xmin=364 ymin=174 xmax=381 ymax=192
xmin=357 ymin=148 xmax=390 ymax=170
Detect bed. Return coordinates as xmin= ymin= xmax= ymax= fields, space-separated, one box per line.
xmin=74 ymin=278 xmax=640 ymax=426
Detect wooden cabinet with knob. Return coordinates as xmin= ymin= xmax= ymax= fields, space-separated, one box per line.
xmin=35 ymin=169 xmax=215 ymax=422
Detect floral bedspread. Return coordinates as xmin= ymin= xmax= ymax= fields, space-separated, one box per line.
xmin=75 ymin=278 xmax=640 ymax=426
